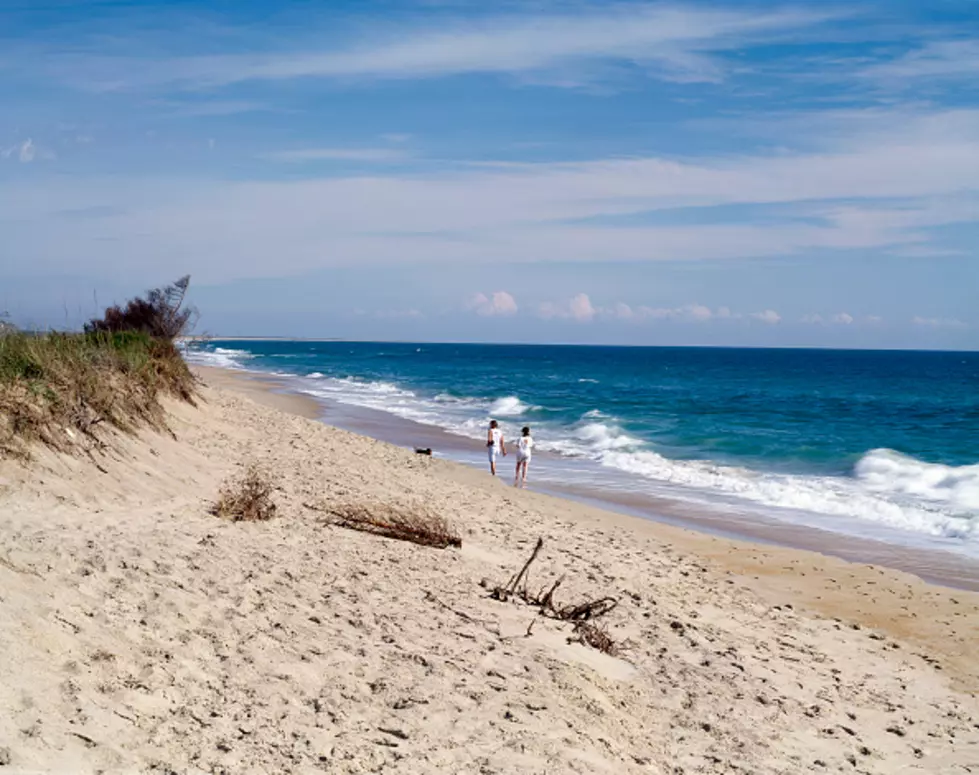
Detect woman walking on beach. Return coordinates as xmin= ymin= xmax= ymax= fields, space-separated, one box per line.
xmin=515 ymin=426 xmax=533 ymax=488
xmin=487 ymin=420 xmax=506 ymax=476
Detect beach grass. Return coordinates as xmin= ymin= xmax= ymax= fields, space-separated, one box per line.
xmin=0 ymin=330 xmax=196 ymax=458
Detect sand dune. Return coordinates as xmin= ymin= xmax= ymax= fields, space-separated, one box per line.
xmin=1 ymin=370 xmax=977 ymax=774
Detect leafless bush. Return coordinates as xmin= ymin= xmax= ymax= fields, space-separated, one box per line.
xmin=323 ymin=502 xmax=461 ymax=548
xmin=489 ymin=537 xmax=623 ymax=654
xmin=86 ymin=275 xmax=197 ymax=341
xmin=211 ymin=465 xmax=277 ymax=522
xmin=570 ymin=621 xmax=623 ymax=656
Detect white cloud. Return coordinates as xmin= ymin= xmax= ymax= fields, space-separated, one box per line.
xmin=589 ymin=303 xmax=781 ymax=324
xmin=633 ymin=303 xmax=716 ymax=322
xmin=800 ymin=313 xmax=824 ymax=324
xmin=865 ymin=315 xmax=883 ymax=324
xmin=749 ymin=310 xmax=781 ymax=325
xmin=261 ymin=147 xmax=411 ymax=163
xmin=568 ymin=293 xmax=595 ymax=322
xmin=608 ymin=301 xmax=635 ymax=320
xmin=911 ymin=316 xmax=966 ymax=329
xmin=861 ymin=40 xmax=979 ymax=85
xmin=58 ymin=6 xmax=840 ymax=92
xmin=2 ymin=138 xmax=39 ymax=163
xmin=466 ymin=291 xmax=518 ymax=317
xmin=539 ymin=293 xmax=596 ymax=322
xmin=4 ymin=108 xmax=979 ymax=281
xmin=831 ymin=312 xmax=854 ymax=325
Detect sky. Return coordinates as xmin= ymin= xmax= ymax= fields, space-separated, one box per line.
xmin=1 ymin=0 xmax=977 ymax=348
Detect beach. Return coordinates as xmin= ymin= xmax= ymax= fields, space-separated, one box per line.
xmin=1 ymin=365 xmax=978 ymax=773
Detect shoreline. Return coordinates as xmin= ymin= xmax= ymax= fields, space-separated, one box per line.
xmin=195 ymin=364 xmax=979 ymax=592
xmin=189 ymin=365 xmax=979 ymax=692
xmin=3 ymin=365 xmax=978 ymax=771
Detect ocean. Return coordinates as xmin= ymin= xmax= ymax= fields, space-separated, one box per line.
xmin=188 ymin=341 xmax=979 ymax=558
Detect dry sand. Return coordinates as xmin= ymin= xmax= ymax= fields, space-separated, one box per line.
xmin=1 ymin=367 xmax=977 ymax=774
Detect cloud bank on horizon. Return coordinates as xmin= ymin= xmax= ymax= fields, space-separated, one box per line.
xmin=0 ymin=0 xmax=976 ymax=348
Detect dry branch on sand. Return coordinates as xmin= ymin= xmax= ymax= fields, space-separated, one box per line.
xmin=210 ymin=464 xmax=277 ymax=522
xmin=490 ymin=538 xmax=624 ymax=655
xmin=570 ymin=621 xmax=624 ymax=657
xmin=319 ymin=502 xmax=461 ymax=549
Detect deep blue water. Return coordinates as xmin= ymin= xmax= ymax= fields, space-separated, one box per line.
xmin=189 ymin=341 xmax=979 ymax=553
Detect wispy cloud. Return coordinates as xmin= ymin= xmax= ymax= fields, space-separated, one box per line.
xmin=45 ymin=5 xmax=842 ymax=92
xmin=155 ymin=99 xmax=273 ymax=117
xmin=911 ymin=315 xmax=967 ymax=329
xmin=539 ymin=293 xmax=596 ymax=322
xmin=4 ymin=106 xmax=978 ymax=281
xmin=2 ymin=138 xmax=38 ymax=163
xmin=861 ymin=39 xmax=979 ymax=85
xmin=540 ymin=300 xmax=782 ymax=325
xmin=260 ymin=147 xmax=412 ymax=163
xmin=466 ymin=291 xmax=518 ymax=317
xmin=748 ymin=310 xmax=781 ymax=325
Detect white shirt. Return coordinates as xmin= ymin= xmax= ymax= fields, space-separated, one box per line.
xmin=517 ymin=436 xmax=534 ymax=458
xmin=489 ymin=427 xmax=503 ymax=451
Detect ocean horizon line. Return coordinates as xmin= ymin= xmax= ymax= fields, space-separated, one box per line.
xmin=185 ymin=336 xmax=979 ymax=355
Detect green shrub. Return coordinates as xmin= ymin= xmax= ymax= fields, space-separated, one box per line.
xmin=0 ymin=330 xmax=196 ymax=459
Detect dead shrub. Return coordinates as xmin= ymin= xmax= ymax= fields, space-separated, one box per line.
xmin=489 ymin=537 xmax=623 ymax=655
xmin=570 ymin=621 xmax=622 ymax=656
xmin=323 ymin=502 xmax=461 ymax=549
xmin=211 ymin=465 xmax=277 ymax=522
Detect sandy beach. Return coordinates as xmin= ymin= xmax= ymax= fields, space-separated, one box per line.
xmin=1 ymin=365 xmax=978 ymax=774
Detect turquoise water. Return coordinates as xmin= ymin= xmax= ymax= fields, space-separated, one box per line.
xmin=189 ymin=341 xmax=979 ymax=555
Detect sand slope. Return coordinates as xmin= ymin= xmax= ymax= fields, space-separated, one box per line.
xmin=1 ymin=377 xmax=977 ymax=774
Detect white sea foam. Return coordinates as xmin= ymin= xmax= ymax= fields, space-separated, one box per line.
xmin=600 ymin=448 xmax=979 ymax=543
xmin=855 ymin=449 xmax=979 ymax=511
xmin=183 ymin=347 xmax=256 ymax=370
xmin=489 ymin=396 xmax=531 ymax=417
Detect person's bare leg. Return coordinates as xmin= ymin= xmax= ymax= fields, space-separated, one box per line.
xmin=522 ymin=461 xmax=530 ymax=487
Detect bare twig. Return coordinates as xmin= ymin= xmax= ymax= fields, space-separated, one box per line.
xmin=488 ymin=538 xmax=623 ymax=655
xmin=491 ymin=537 xmax=543 ymax=601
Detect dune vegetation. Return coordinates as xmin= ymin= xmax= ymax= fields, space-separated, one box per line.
xmin=0 ymin=277 xmax=197 ymax=459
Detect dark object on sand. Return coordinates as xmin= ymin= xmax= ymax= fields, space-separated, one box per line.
xmin=414 ymin=447 xmax=433 ymax=456
xmin=324 ymin=502 xmax=461 ymax=548
xmin=488 ymin=537 xmax=624 ymax=655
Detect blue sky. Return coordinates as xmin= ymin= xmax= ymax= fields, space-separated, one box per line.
xmin=1 ymin=0 xmax=977 ymax=348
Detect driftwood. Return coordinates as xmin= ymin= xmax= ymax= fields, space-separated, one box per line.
xmin=489 ymin=538 xmax=622 ymax=654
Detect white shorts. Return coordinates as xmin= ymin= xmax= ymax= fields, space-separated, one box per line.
xmin=517 ymin=453 xmax=531 ymax=464
xmin=488 ymin=446 xmax=499 ymax=463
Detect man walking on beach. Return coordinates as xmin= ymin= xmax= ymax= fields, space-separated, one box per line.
xmin=487 ymin=420 xmax=506 ymax=476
